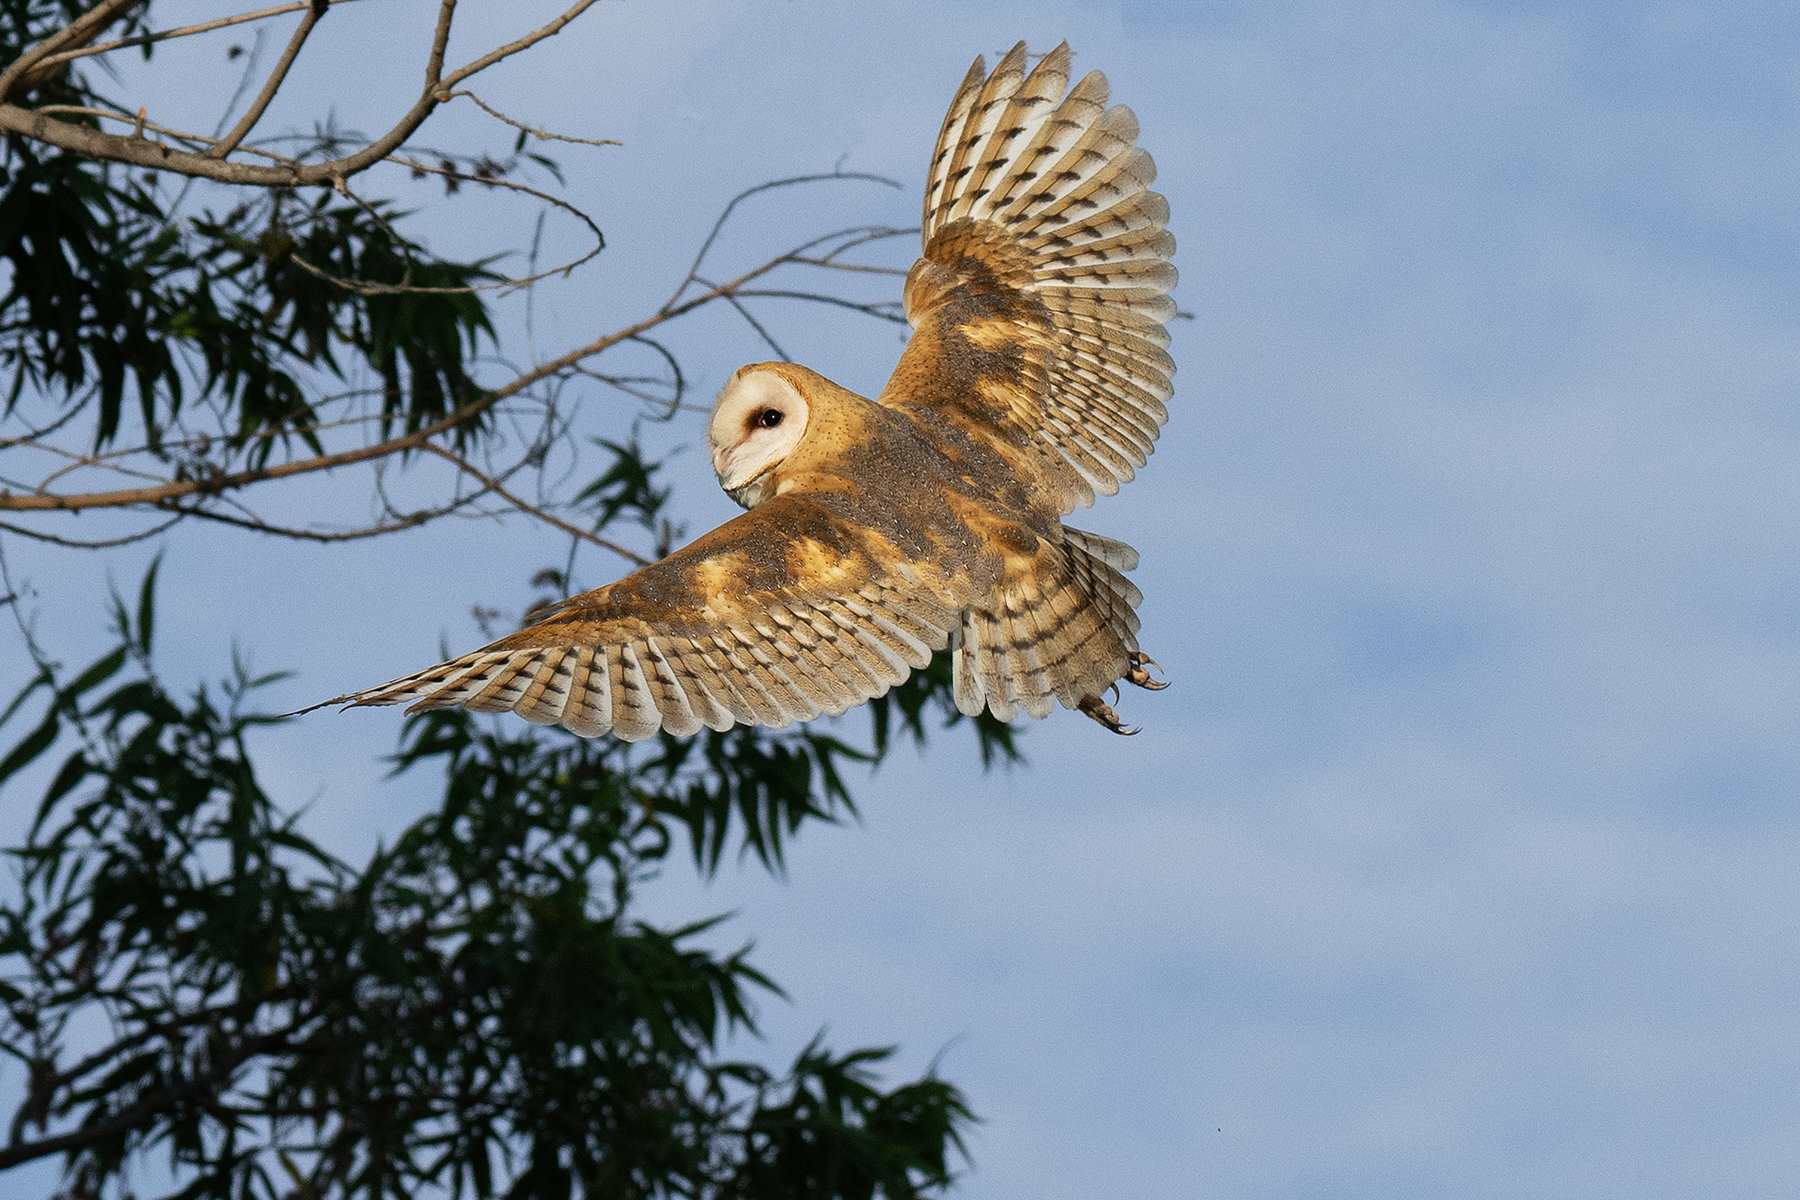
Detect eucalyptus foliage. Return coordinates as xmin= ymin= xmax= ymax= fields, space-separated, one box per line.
xmin=0 ymin=1 xmax=1014 ymax=1196
xmin=0 ymin=562 xmax=986 ymax=1199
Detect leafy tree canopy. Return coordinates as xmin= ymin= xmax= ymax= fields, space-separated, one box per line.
xmin=0 ymin=2 xmax=1017 ymax=1196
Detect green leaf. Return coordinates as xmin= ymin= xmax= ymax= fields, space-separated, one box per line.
xmin=0 ymin=712 xmax=57 ymax=788
xmin=136 ymin=550 xmax=162 ymax=655
xmin=63 ymin=645 xmax=128 ymax=703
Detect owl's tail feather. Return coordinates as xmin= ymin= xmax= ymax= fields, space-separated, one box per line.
xmin=951 ymin=526 xmax=1161 ymax=728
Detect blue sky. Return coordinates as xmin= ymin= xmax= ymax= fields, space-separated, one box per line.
xmin=4 ymin=2 xmax=1800 ymax=1197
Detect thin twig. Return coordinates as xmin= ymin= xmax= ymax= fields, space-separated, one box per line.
xmin=421 ymin=444 xmax=650 ymax=567
xmin=438 ymin=0 xmax=601 ymax=92
xmin=34 ymin=453 xmax=161 ymax=492
xmin=715 ymin=288 xmax=790 ymax=361
xmin=19 ymin=1 xmax=364 ymax=90
xmin=0 ymin=515 xmax=181 ymax=549
xmin=31 ymin=105 xmax=293 ymax=159
xmin=8 ymin=441 xmax=171 ymax=488
xmin=666 ymin=173 xmax=902 ymax=312
xmin=154 ymin=499 xmax=481 ymax=543
xmin=806 ymin=224 xmax=919 ymax=264
xmin=0 ymin=255 xmax=800 ymax=514
xmin=208 ymin=0 xmax=331 ymax=159
xmin=424 ymin=0 xmax=456 ymax=87
xmin=305 ymin=154 xmax=608 ymax=293
xmin=626 ymin=334 xmax=687 ymax=415
xmin=444 ymin=90 xmax=621 ymax=148
xmin=787 ymin=257 xmax=910 ymax=277
xmin=729 ymin=289 xmax=909 ymax=322
xmin=0 ymin=0 xmax=145 ymax=103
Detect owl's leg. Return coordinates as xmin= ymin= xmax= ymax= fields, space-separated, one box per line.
xmin=1124 ymin=651 xmax=1169 ymax=691
xmin=1077 ymin=652 xmax=1168 ymax=733
xmin=1077 ymin=686 xmax=1139 ymax=736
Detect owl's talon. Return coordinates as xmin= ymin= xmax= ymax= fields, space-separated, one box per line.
xmin=1079 ymin=694 xmax=1140 ymax=735
xmin=1125 ymin=651 xmax=1169 ymax=691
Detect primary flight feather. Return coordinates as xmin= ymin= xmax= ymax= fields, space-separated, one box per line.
xmin=311 ymin=41 xmax=1176 ymax=739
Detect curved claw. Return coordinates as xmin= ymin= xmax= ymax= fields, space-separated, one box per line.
xmin=1078 ymin=694 xmax=1140 ymax=736
xmin=1125 ymin=651 xmax=1170 ymax=692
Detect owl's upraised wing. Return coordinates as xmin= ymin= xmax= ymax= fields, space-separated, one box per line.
xmin=878 ymin=41 xmax=1176 ymax=515
xmin=307 ymin=496 xmax=963 ymax=742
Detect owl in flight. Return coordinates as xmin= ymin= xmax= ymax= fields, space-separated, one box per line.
xmin=314 ymin=41 xmax=1177 ymax=739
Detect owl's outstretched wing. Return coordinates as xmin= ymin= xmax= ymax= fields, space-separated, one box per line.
xmin=304 ymin=495 xmax=964 ymax=742
xmin=878 ymin=41 xmax=1177 ymax=515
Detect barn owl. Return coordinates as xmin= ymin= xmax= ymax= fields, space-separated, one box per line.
xmin=311 ymin=41 xmax=1177 ymax=739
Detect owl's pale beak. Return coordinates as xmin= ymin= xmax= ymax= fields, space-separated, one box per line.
xmin=713 ymin=444 xmax=747 ymax=490
xmin=713 ymin=445 xmax=778 ymax=509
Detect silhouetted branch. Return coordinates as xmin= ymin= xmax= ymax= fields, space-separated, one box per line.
xmin=0 ymin=1 xmax=603 ymax=189
xmin=17 ymin=1 xmax=363 ymax=92
xmin=2 ymin=197 xmax=911 ymax=526
xmin=207 ymin=0 xmax=330 ymax=159
xmin=444 ymin=89 xmax=622 ymax=149
xmin=421 ymin=444 xmax=651 ymax=567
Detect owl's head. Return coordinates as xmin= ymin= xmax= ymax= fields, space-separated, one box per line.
xmin=709 ymin=365 xmax=811 ymax=508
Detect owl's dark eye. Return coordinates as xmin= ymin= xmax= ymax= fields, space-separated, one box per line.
xmin=755 ymin=408 xmax=784 ymax=430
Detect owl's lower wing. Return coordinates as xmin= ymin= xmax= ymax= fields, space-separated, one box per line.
xmin=878 ymin=41 xmax=1176 ymax=515
xmin=300 ymin=497 xmax=962 ymax=742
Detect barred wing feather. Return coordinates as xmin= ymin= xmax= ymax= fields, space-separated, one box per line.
xmin=304 ymin=500 xmax=961 ymax=742
xmin=882 ymin=40 xmax=1177 ymax=515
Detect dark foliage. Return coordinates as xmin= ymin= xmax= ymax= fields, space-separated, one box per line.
xmin=0 ymin=4 xmax=1017 ymax=1196
xmin=0 ymin=141 xmax=498 ymax=459
xmin=0 ymin=566 xmax=981 ymax=1199
xmin=0 ymin=0 xmax=496 ymax=463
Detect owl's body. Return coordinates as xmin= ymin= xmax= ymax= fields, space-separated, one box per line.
xmin=311 ymin=42 xmax=1176 ymax=739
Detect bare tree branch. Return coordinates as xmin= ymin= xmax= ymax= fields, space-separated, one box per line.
xmin=718 ymin=288 xmax=791 ymax=362
xmin=424 ymin=0 xmax=455 ymax=87
xmin=666 ymin=173 xmax=903 ymax=312
xmin=0 ymin=254 xmax=802 ymax=515
xmin=17 ymin=1 xmax=364 ymax=93
xmin=730 ymin=288 xmax=908 ymax=321
xmin=444 ymin=90 xmax=622 ymax=149
xmin=0 ymin=0 xmax=145 ymax=103
xmin=0 ymin=515 xmax=181 ymax=549
xmin=155 ymin=497 xmax=485 ymax=543
xmin=0 ymin=0 xmax=602 ymax=189
xmin=304 ymin=156 xmax=606 ymax=294
xmin=438 ymin=0 xmax=600 ymax=91
xmin=25 ymin=104 xmax=266 ymax=155
xmin=421 ymin=444 xmax=650 ymax=567
xmin=207 ymin=0 xmax=330 ymax=159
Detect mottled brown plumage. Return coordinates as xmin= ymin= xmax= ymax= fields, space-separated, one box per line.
xmin=309 ymin=42 xmax=1176 ymax=740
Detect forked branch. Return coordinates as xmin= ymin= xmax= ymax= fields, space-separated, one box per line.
xmin=207 ymin=0 xmax=330 ymax=159
xmin=0 ymin=0 xmax=604 ymax=189
xmin=0 ymin=245 xmax=876 ymax=515
xmin=0 ymin=7 xmax=918 ymax=559
xmin=15 ymin=2 xmax=363 ymax=93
